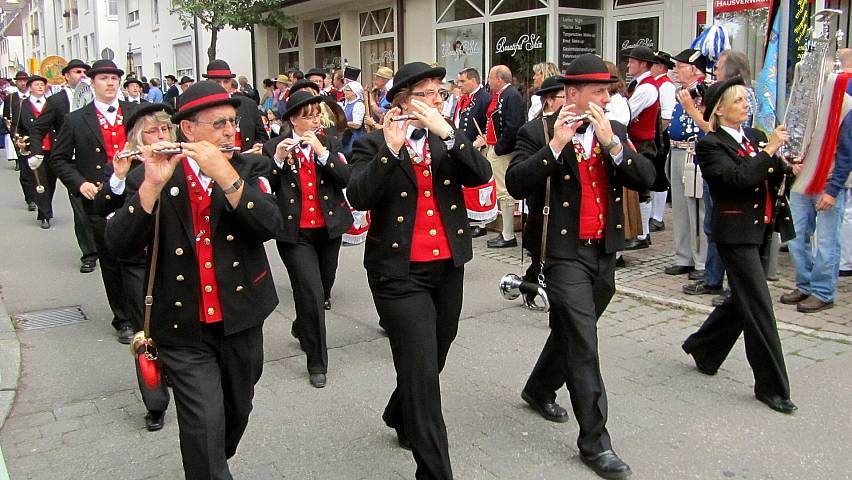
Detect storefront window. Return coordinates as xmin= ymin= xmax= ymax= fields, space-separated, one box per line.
xmin=490 ymin=0 xmax=548 ymax=15
xmin=315 ymin=18 xmax=341 ymax=73
xmin=278 ymin=27 xmax=299 ymax=72
xmin=314 ymin=19 xmax=340 ymax=44
xmin=360 ymin=8 xmax=394 ymax=36
xmin=558 ymin=14 xmax=602 ymax=72
xmin=490 ymin=15 xmax=548 ymax=97
xmin=560 ymin=0 xmax=601 ymax=7
xmin=361 ymin=37 xmax=395 ymax=80
xmin=437 ymin=0 xmax=485 ymax=23
xmin=315 ymin=46 xmax=342 ymax=71
xmin=615 ymin=16 xmax=659 ymax=78
xmin=279 ymin=52 xmax=299 ymax=72
xmin=436 ymin=24 xmax=485 ymax=77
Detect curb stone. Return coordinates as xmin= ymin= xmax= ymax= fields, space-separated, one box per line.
xmin=0 ymin=295 xmax=20 ymax=429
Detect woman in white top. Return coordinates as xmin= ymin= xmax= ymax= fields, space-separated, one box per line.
xmin=527 ymin=62 xmax=559 ymax=121
xmin=340 ymin=81 xmax=367 ymax=156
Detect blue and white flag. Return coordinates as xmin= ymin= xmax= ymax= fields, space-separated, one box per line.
xmin=754 ymin=9 xmax=782 ymax=135
xmin=691 ymin=22 xmax=731 ymax=72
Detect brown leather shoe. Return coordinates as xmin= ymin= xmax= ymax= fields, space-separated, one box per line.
xmin=796 ymin=296 xmax=834 ymax=313
xmin=779 ymin=289 xmax=809 ymax=305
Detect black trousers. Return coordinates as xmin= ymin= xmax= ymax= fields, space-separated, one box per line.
xmin=31 ymin=160 xmax=57 ymax=220
xmin=17 ymin=156 xmax=36 ymax=205
xmin=70 ymin=194 xmax=98 ymax=264
xmin=524 ymin=244 xmax=616 ymax=456
xmin=158 ymin=323 xmax=264 ymax=480
xmin=88 ymin=214 xmax=133 ymax=329
xmin=682 ymin=243 xmax=791 ymax=399
xmin=368 ymin=260 xmax=463 ymax=480
xmin=276 ymin=228 xmax=342 ymax=374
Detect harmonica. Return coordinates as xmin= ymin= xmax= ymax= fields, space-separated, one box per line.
xmin=391 ymin=114 xmax=418 ymax=121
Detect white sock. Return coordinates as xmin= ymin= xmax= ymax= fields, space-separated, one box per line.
xmin=501 ymin=202 xmax=516 ymax=240
xmin=638 ymin=200 xmax=652 ymax=239
xmin=652 ymin=191 xmax=667 ymax=222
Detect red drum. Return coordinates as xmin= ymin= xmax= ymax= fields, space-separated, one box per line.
xmin=463 ymin=177 xmax=498 ymax=223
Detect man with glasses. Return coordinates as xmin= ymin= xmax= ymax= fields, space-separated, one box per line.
xmin=51 ymin=59 xmax=142 ymax=344
xmin=105 ymin=80 xmax=281 ymax=479
xmin=202 ymin=60 xmax=269 ymax=153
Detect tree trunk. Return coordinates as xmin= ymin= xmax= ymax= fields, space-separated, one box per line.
xmin=207 ymin=27 xmax=219 ymax=63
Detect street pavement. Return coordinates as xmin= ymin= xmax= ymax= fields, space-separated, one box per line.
xmin=0 ymin=159 xmax=851 ymax=479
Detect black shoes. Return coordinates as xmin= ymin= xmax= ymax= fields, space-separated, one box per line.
xmin=711 ymin=289 xmax=733 ymax=307
xmin=323 ymin=298 xmax=331 ymax=310
xmin=80 ymin=259 xmax=96 ymax=273
xmin=649 ymin=219 xmax=665 ymax=232
xmin=521 ymin=390 xmax=570 ymax=423
xmin=291 ymin=322 xmax=299 ymax=340
xmin=486 ymin=234 xmax=517 ymax=248
xmin=615 ymin=257 xmax=626 ymax=269
xmin=622 ymin=237 xmax=650 ymax=250
xmin=840 ymin=269 xmax=852 ymax=277
xmin=682 ymin=281 xmax=723 ymax=296
xmin=145 ymin=411 xmax=165 ymax=431
xmin=27 ymin=202 xmax=37 ymax=211
xmin=664 ymin=265 xmax=694 ymax=275
xmin=687 ymin=269 xmax=704 ymax=281
xmin=309 ymin=373 xmax=327 ymax=388
xmin=581 ymin=450 xmax=632 ymax=479
xmin=117 ymin=324 xmax=135 ymax=344
xmin=40 ymin=219 xmax=50 ymax=229
xmin=682 ymin=344 xmax=717 ymax=376
xmin=470 ymin=225 xmax=487 ymax=238
xmin=756 ymin=394 xmax=798 ymax=414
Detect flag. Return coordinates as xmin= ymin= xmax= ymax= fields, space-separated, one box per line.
xmin=755 ymin=5 xmax=782 ymax=134
xmin=691 ymin=22 xmax=731 ymax=72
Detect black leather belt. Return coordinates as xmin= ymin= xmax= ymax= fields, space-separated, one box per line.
xmin=579 ymin=238 xmax=604 ymax=246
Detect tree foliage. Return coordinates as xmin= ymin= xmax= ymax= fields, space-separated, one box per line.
xmin=171 ymin=0 xmax=292 ymax=63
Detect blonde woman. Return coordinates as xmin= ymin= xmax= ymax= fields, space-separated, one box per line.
xmin=528 ymin=62 xmax=559 ymax=120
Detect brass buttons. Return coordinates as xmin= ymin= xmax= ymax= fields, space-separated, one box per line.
xmin=328 ymin=211 xmax=334 ymax=216
xmin=204 ymin=261 xmax=212 ymax=268
xmin=457 ymin=229 xmax=464 ymax=235
xmin=290 ymin=198 xmax=295 ymax=204
xmin=768 ymin=167 xmax=774 ymax=173
xmin=204 ymin=285 xmax=213 ymax=293
xmin=176 ymin=275 xmax=185 ymax=281
xmin=204 ymin=238 xmax=211 ymax=245
xmin=429 ymin=229 xmax=437 ymax=237
xmin=128 ymin=205 xmax=135 ymax=213
xmin=232 ymin=261 xmax=239 ymax=267
xmin=450 ymin=204 xmax=457 ymax=211
xmin=391 ymin=242 xmax=399 ymax=249
xmin=616 ymin=224 xmax=622 ymax=229
xmin=323 ymin=195 xmax=329 ymax=200
xmin=175 ymin=301 xmax=182 ymax=308
xmin=423 ymin=170 xmax=430 ymax=177
xmin=426 ymin=209 xmax=434 ymax=217
xmin=564 ymin=175 xmax=571 ymax=181
xmin=424 ymin=191 xmax=432 ymax=198
xmin=246 ymin=201 xmax=255 ymax=209
xmin=563 ymin=202 xmax=569 ymax=207
xmin=443 ymin=180 xmax=450 ymax=186
xmin=175 ymin=248 xmax=184 ymax=255
xmin=236 ymin=285 xmax=244 ymax=292
xmin=95 ymin=164 xmax=102 ymax=170
xmin=560 ymin=229 xmax=567 ymax=235
xmin=380 ymin=156 xmax=388 ymax=164
xmin=207 ymin=307 xmax=215 ymax=316
xmin=397 ymin=216 xmax=404 ymax=223
xmin=400 ymin=191 xmax=408 ymax=198
xmin=287 ymin=215 xmax=293 ymax=220
xmin=226 ymin=235 xmax=234 ymax=241
xmin=432 ymin=249 xmax=440 ymax=256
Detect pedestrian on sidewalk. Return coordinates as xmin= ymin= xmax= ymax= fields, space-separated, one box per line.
xmin=682 ymin=77 xmax=797 ymax=414
xmin=105 ymin=81 xmax=282 ymax=479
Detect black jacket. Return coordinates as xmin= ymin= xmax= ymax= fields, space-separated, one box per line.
xmin=506 ymin=116 xmax=655 ymax=257
xmin=3 ymin=91 xmax=27 ymax=139
xmin=348 ymin=128 xmax=492 ymax=279
xmin=105 ymin=153 xmax=282 ymax=346
xmin=163 ymin=84 xmax=180 ymax=109
xmin=14 ymin=98 xmax=45 ymax=148
xmin=695 ymin=128 xmax=795 ymax=245
xmin=235 ymin=94 xmax=269 ymax=152
xmin=489 ymin=86 xmax=525 ymax=156
xmin=50 ymin=101 xmax=140 ymax=212
xmin=456 ymin=86 xmax=491 ymax=143
xmin=269 ymin=134 xmax=353 ymax=242
xmin=29 ymin=88 xmax=71 ymax=157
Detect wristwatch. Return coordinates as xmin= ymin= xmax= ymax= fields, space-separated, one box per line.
xmin=441 ymin=128 xmax=455 ymax=141
xmin=222 ymin=177 xmax=244 ymax=194
xmin=601 ymin=135 xmax=621 ymax=152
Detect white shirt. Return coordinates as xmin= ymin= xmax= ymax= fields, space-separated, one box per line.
xmin=527 ymin=95 xmax=542 ymax=121
xmin=64 ymin=86 xmax=75 ymax=107
xmin=405 ymin=125 xmax=428 ymax=160
xmin=720 ymin=125 xmax=746 ymax=144
xmin=29 ymin=95 xmax=46 ymax=113
xmin=273 ymin=131 xmax=329 ymax=168
xmin=126 ymin=96 xmax=143 ymax=104
xmin=655 ymin=73 xmax=676 ymax=121
xmin=627 ymin=71 xmax=658 ymax=121
xmin=549 ymin=123 xmax=623 ymax=166
xmin=346 ymin=101 xmax=366 ymax=126
xmin=606 ymin=94 xmax=631 ymax=126
xmin=94 ymin=98 xmax=120 ymax=125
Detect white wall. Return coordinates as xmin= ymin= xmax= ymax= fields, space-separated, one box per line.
xmin=0 ymin=36 xmax=25 ymax=78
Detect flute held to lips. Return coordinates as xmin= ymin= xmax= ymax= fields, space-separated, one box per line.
xmin=115 ymin=145 xmax=242 ymax=159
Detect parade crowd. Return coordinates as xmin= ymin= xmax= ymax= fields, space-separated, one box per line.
xmin=1 ymin=45 xmax=851 ymax=480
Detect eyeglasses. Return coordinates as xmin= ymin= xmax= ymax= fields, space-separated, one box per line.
xmin=554 ymin=95 xmax=566 ymax=99
xmin=410 ymin=89 xmax=450 ymax=101
xmin=194 ymin=116 xmax=241 ymax=129
xmin=296 ymin=114 xmax=322 ymax=121
xmin=142 ymin=125 xmax=172 ymax=136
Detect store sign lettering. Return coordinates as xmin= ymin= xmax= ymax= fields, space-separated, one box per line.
xmin=440 ymin=40 xmax=482 ymax=59
xmin=368 ymin=50 xmax=395 ymax=65
xmin=621 ymin=38 xmax=654 ymax=50
xmin=494 ymin=34 xmax=544 ymax=57
xmin=713 ymin=0 xmax=770 ymax=14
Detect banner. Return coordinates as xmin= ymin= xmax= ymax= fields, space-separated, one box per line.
xmin=755 ymin=6 xmax=782 ymax=134
xmin=713 ymin=0 xmax=771 ymax=13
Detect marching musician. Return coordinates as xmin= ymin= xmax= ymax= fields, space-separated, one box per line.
xmin=347 ymin=61 xmax=491 ymax=479
xmin=105 ymin=81 xmax=282 ymax=478
xmin=202 ymin=60 xmax=269 ymax=153
xmin=270 ymin=91 xmax=353 ymax=388
xmin=4 ymin=71 xmax=36 ymax=211
xmin=506 ymin=54 xmax=655 ymax=480
xmin=15 ymin=74 xmax=57 ymax=229
xmin=650 ymin=51 xmax=676 ymax=232
xmin=123 ymin=77 xmax=148 ymax=104
xmin=681 ymin=76 xmax=797 ymax=414
xmin=28 ymin=59 xmax=99 ymax=272
xmin=51 ymin=59 xmax=142 ymax=344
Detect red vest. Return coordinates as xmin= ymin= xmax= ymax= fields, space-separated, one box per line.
xmin=653 ymin=75 xmax=673 ymax=89
xmin=293 ymin=146 xmax=326 ymax=229
xmin=182 ymin=160 xmax=224 ymax=324
xmin=407 ymin=140 xmax=452 ymax=262
xmin=575 ymin=138 xmax=609 ymax=239
xmin=454 ymin=93 xmax=471 ymax=125
xmin=628 ymin=75 xmax=660 ymax=142
xmin=96 ymin=107 xmax=127 ymax=161
xmin=31 ymin=102 xmax=51 ymax=151
xmin=485 ymin=86 xmax=506 ymax=145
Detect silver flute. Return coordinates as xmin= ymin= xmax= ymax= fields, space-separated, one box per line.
xmin=115 ymin=145 xmax=241 ymax=159
xmin=283 ymin=131 xmax=317 ymax=152
xmin=391 ymin=114 xmax=418 ymax=121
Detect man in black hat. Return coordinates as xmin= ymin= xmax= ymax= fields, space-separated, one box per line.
xmin=51 ymin=59 xmax=141 ymax=344
xmin=29 ymin=58 xmax=99 ymax=272
xmin=4 ymin=71 xmax=34 ymax=203
xmin=347 ymin=61 xmax=491 ymax=480
xmin=647 ymin=50 xmax=676 ymax=233
xmin=15 ymin=75 xmax=57 ymax=229
xmin=203 ymin=59 xmax=268 ymax=153
xmin=105 ymin=80 xmax=281 ymax=480
xmin=665 ymin=48 xmax=710 ymax=278
xmin=507 ymin=53 xmax=655 ymax=480
xmin=123 ymin=77 xmax=147 ymax=104
xmin=163 ymin=74 xmax=180 ymax=106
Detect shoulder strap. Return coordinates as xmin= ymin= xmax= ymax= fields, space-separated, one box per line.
xmin=539 ymin=117 xmax=552 ymax=282
xmin=143 ymin=205 xmax=162 ymax=337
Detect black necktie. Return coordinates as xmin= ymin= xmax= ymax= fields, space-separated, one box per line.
xmin=107 ymin=106 xmax=116 ymax=113
xmin=36 ymin=98 xmax=41 ymax=104
xmin=410 ymin=128 xmax=427 ymax=141
xmin=627 ymin=80 xmax=637 ymax=94
xmin=575 ymin=123 xmax=588 ymax=135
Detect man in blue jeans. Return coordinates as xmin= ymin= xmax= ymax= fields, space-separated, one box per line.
xmin=780 ymin=108 xmax=852 ymax=313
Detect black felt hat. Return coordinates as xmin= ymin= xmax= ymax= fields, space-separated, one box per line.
xmin=202 ymin=59 xmax=236 ymax=79
xmin=123 ymin=77 xmax=143 ymax=89
xmin=125 ymin=103 xmax=175 ymax=132
xmin=87 ymin=59 xmax=124 ymax=79
xmin=179 ymin=76 xmax=194 ymax=85
xmin=623 ymin=46 xmax=657 ymax=64
xmin=343 ymin=66 xmax=361 ymax=82
xmin=387 ymin=62 xmax=446 ymax=102
xmin=171 ymin=81 xmax=241 ymax=123
xmin=13 ymin=71 xmax=29 ymax=80
xmin=653 ymin=50 xmax=675 ymax=69
xmin=25 ymin=75 xmax=47 ymax=86
xmin=282 ymin=90 xmax=323 ymax=120
xmin=672 ymin=49 xmax=708 ymax=74
xmin=535 ymin=76 xmax=564 ymax=96
xmin=702 ymin=76 xmax=745 ymax=122
xmin=558 ymin=54 xmax=618 ymax=85
xmin=305 ymin=68 xmax=327 ymax=79
xmin=289 ymin=79 xmax=321 ymax=95
xmin=164 ymin=74 xmax=177 ymax=82
xmin=62 ymin=59 xmax=90 ymax=75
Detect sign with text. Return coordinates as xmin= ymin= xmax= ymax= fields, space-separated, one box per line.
xmin=558 ymin=15 xmax=602 ymax=72
xmin=713 ymin=0 xmax=771 ymax=14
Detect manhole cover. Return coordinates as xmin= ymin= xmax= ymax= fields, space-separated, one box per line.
xmin=14 ymin=306 xmax=89 ymax=331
